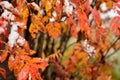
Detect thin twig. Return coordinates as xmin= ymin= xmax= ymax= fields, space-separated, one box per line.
xmin=105 ymin=47 xmax=120 ymax=59
xmin=102 ymin=36 xmax=120 ymax=61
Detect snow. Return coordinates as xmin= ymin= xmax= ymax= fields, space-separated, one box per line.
xmin=63 ymin=0 xmax=73 ymax=14
xmin=17 ymin=36 xmax=25 ymax=46
xmin=31 ymin=2 xmax=40 ymax=10
xmin=1 ymin=9 xmax=15 ymax=21
xmin=40 ymin=9 xmax=45 ymax=16
xmin=100 ymin=2 xmax=120 ymax=20
xmin=100 ymin=9 xmax=119 ymax=20
xmin=52 ymin=11 xmax=57 ymax=17
xmin=8 ymin=31 xmax=19 ymax=48
xmin=61 ymin=16 xmax=67 ymax=21
xmin=0 ymin=1 xmax=13 ymax=9
xmin=49 ymin=17 xmax=55 ymax=22
xmin=100 ymin=3 xmax=107 ymax=12
xmin=8 ymin=22 xmax=25 ymax=48
xmin=81 ymin=39 xmax=96 ymax=55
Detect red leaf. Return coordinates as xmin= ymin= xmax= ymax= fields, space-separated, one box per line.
xmin=0 ymin=18 xmax=4 ymax=26
xmin=0 ymin=67 xmax=6 ymax=79
xmin=90 ymin=7 xmax=101 ymax=27
xmin=96 ymin=27 xmax=106 ymax=41
xmin=110 ymin=16 xmax=120 ymax=35
xmin=77 ymin=10 xmax=91 ymax=38
xmin=67 ymin=16 xmax=78 ymax=38
xmin=70 ymin=0 xmax=80 ymax=7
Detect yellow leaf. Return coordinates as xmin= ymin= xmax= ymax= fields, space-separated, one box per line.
xmin=46 ymin=22 xmax=61 ymax=39
xmin=45 ymin=0 xmax=52 ymax=12
xmin=29 ymin=14 xmax=46 ymax=38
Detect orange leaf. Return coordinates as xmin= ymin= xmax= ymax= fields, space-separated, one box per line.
xmin=0 ymin=51 xmax=8 ymax=63
xmin=29 ymin=14 xmax=46 ymax=38
xmin=46 ymin=22 xmax=61 ymax=39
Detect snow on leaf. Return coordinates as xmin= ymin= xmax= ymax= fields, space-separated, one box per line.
xmin=1 ymin=9 xmax=15 ymax=21
xmin=0 ymin=1 xmax=13 ymax=9
xmin=8 ymin=22 xmax=19 ymax=48
xmin=63 ymin=0 xmax=74 ymax=15
xmin=29 ymin=2 xmax=40 ymax=11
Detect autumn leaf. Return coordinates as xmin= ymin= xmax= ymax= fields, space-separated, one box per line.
xmin=110 ymin=16 xmax=120 ymax=35
xmin=47 ymin=50 xmax=62 ymax=61
xmin=8 ymin=55 xmax=20 ymax=71
xmin=77 ymin=9 xmax=91 ymax=38
xmin=0 ymin=51 xmax=8 ymax=63
xmin=29 ymin=14 xmax=46 ymax=38
xmin=67 ymin=16 xmax=78 ymax=38
xmin=90 ymin=7 xmax=101 ymax=27
xmin=96 ymin=27 xmax=106 ymax=41
xmin=45 ymin=0 xmax=52 ymax=13
xmin=17 ymin=57 xmax=48 ymax=80
xmin=46 ymin=22 xmax=61 ymax=39
xmin=0 ymin=67 xmax=6 ymax=79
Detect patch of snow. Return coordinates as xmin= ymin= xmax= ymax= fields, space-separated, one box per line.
xmin=31 ymin=2 xmax=40 ymax=10
xmin=100 ymin=9 xmax=119 ymax=19
xmin=8 ymin=22 xmax=19 ymax=48
xmin=17 ymin=36 xmax=25 ymax=46
xmin=100 ymin=2 xmax=108 ymax=12
xmin=8 ymin=31 xmax=19 ymax=48
xmin=61 ymin=16 xmax=67 ymax=21
xmin=81 ymin=39 xmax=96 ymax=55
xmin=49 ymin=17 xmax=55 ymax=22
xmin=40 ymin=9 xmax=45 ymax=16
xmin=0 ymin=1 xmax=13 ymax=9
xmin=1 ymin=9 xmax=15 ymax=20
xmin=63 ymin=0 xmax=73 ymax=14
xmin=52 ymin=11 xmax=57 ymax=17
xmin=1 ymin=20 xmax=8 ymax=28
